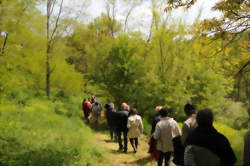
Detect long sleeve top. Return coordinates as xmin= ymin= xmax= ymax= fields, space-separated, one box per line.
xmin=127 ymin=115 xmax=143 ymax=138
xmin=153 ymin=117 xmax=181 ymax=152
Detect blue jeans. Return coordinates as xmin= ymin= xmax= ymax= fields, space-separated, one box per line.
xmin=158 ymin=151 xmax=171 ymax=166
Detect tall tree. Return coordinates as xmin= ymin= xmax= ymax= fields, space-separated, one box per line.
xmin=46 ymin=0 xmax=64 ymax=98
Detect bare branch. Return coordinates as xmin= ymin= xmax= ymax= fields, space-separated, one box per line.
xmin=124 ymin=6 xmax=135 ymax=32
xmin=236 ymin=60 xmax=250 ymax=77
xmin=50 ymin=0 xmax=64 ymax=41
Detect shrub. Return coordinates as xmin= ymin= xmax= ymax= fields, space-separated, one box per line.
xmin=0 ymin=100 xmax=104 ymax=166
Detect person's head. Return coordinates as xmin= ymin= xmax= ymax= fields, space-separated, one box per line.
xmin=130 ymin=108 xmax=138 ymax=115
xmin=184 ymin=103 xmax=196 ymax=116
xmin=91 ymin=95 xmax=96 ymax=103
xmin=196 ymin=108 xmax=214 ymax=127
xmin=105 ymin=103 xmax=114 ymax=110
xmin=159 ymin=108 xmax=169 ymax=118
xmin=121 ymin=102 xmax=128 ymax=110
xmin=155 ymin=106 xmax=163 ymax=112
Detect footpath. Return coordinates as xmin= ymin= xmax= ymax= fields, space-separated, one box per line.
xmin=93 ymin=131 xmax=176 ymax=166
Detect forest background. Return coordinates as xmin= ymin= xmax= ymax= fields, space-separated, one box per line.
xmin=0 ymin=0 xmax=249 ymax=165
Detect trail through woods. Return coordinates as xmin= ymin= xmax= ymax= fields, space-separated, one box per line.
xmin=93 ymin=130 xmax=176 ymax=166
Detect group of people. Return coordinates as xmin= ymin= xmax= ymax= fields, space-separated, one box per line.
xmin=149 ymin=104 xmax=250 ymax=166
xmin=82 ymin=97 xmax=250 ymax=166
xmin=82 ymin=96 xmax=102 ymax=124
xmin=104 ymin=101 xmax=143 ymax=153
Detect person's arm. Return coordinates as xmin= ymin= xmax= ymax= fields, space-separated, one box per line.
xmin=139 ymin=117 xmax=143 ymax=134
xmin=127 ymin=118 xmax=131 ymax=128
xmin=153 ymin=124 xmax=160 ymax=140
xmin=151 ymin=119 xmax=156 ymax=134
xmin=182 ymin=123 xmax=190 ymax=144
xmin=243 ymin=131 xmax=250 ymax=166
xmin=172 ymin=121 xmax=181 ymax=138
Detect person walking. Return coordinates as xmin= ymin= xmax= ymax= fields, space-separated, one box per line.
xmin=173 ymin=103 xmax=197 ymax=166
xmin=184 ymin=108 xmax=237 ymax=166
xmin=182 ymin=103 xmax=197 ymax=143
xmin=153 ymin=108 xmax=181 ymax=166
xmin=148 ymin=106 xmax=163 ymax=159
xmin=151 ymin=106 xmax=163 ymax=134
xmin=116 ymin=103 xmax=129 ymax=153
xmin=82 ymin=98 xmax=92 ymax=123
xmin=91 ymin=96 xmax=102 ymax=124
xmin=127 ymin=108 xmax=143 ymax=153
xmin=105 ymin=102 xmax=117 ymax=141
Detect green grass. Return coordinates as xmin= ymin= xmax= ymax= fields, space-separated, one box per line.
xmin=0 ymin=99 xmax=105 ymax=166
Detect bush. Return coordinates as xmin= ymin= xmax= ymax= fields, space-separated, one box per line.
xmin=0 ymin=99 xmax=104 ymax=166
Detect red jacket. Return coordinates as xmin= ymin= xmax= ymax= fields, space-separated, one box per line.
xmin=83 ymin=101 xmax=92 ymax=117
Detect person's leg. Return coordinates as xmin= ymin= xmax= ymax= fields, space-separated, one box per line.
xmin=86 ymin=116 xmax=90 ymax=123
xmin=123 ymin=130 xmax=128 ymax=152
xmin=117 ymin=130 xmax=123 ymax=151
xmin=129 ymin=138 xmax=134 ymax=150
xmin=157 ymin=151 xmax=164 ymax=166
xmin=96 ymin=113 xmax=99 ymax=124
xmin=113 ymin=127 xmax=118 ymax=142
xmin=135 ymin=138 xmax=138 ymax=149
xmin=109 ymin=126 xmax=113 ymax=140
xmin=164 ymin=152 xmax=171 ymax=166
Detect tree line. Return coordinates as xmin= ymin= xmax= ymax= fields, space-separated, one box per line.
xmin=0 ymin=0 xmax=249 ymax=129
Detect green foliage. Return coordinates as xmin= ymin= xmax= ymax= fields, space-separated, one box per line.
xmin=0 ymin=100 xmax=104 ymax=166
xmin=216 ymin=101 xmax=249 ymax=130
xmin=0 ymin=0 xmax=249 ymax=165
xmin=92 ymin=35 xmax=145 ymax=105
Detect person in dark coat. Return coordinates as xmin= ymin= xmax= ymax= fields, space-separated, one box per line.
xmin=115 ymin=102 xmax=129 ymax=153
xmin=148 ymin=106 xmax=163 ymax=159
xmin=185 ymin=108 xmax=237 ymax=166
xmin=105 ymin=102 xmax=117 ymax=141
xmin=151 ymin=106 xmax=163 ymax=134
xmin=182 ymin=103 xmax=197 ymax=143
xmin=173 ymin=103 xmax=197 ymax=166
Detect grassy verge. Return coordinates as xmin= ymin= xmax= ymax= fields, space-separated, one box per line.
xmin=0 ymin=98 xmax=105 ymax=166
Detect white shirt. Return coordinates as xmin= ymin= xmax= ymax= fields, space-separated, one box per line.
xmin=153 ymin=117 xmax=181 ymax=152
xmin=127 ymin=115 xmax=143 ymax=138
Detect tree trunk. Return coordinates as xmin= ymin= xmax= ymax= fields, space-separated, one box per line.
xmin=46 ymin=0 xmax=63 ymax=98
xmin=46 ymin=46 xmax=51 ymax=98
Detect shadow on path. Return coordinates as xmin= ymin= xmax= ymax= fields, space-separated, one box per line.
xmin=133 ymin=156 xmax=153 ymax=165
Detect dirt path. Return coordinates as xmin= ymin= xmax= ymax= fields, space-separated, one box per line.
xmin=94 ymin=131 xmax=176 ymax=166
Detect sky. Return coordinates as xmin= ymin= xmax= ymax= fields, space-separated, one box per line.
xmin=42 ymin=0 xmax=221 ymax=33
xmin=83 ymin=0 xmax=221 ymax=32
xmin=85 ymin=0 xmax=221 ymax=22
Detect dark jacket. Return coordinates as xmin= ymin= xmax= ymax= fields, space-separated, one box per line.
xmin=115 ymin=109 xmax=129 ymax=131
xmin=172 ymin=136 xmax=184 ymax=165
xmin=185 ymin=126 xmax=237 ymax=166
xmin=106 ymin=108 xmax=117 ymax=127
xmin=151 ymin=114 xmax=161 ymax=134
